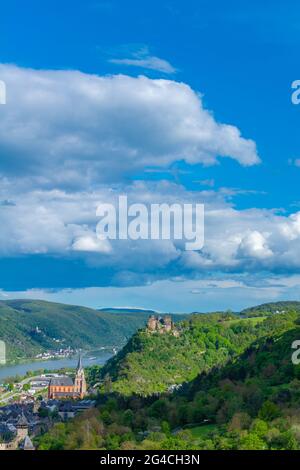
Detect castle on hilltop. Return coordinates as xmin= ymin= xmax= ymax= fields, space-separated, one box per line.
xmin=147 ymin=315 xmax=179 ymax=336
xmin=48 ymin=353 xmax=87 ymax=399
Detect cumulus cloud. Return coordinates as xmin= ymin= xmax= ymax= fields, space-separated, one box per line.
xmin=72 ymin=235 xmax=112 ymax=254
xmin=3 ymin=63 xmax=295 ymax=294
xmin=238 ymin=231 xmax=273 ymax=260
xmin=1 ymin=180 xmax=300 ymax=279
xmin=177 ymin=201 xmax=300 ymax=274
xmin=0 ymin=64 xmax=259 ymax=190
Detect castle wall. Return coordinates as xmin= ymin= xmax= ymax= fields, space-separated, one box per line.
xmin=146 ymin=315 xmax=179 ymax=336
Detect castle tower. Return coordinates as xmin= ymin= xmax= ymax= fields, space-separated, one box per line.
xmin=147 ymin=315 xmax=157 ymax=331
xmin=74 ymin=353 xmax=87 ymax=398
xmin=33 ymin=399 xmax=41 ymax=414
xmin=16 ymin=412 xmax=29 ymax=442
xmin=163 ymin=315 xmax=173 ymax=332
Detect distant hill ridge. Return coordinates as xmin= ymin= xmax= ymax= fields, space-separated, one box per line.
xmin=0 ymin=299 xmax=152 ymax=362
xmin=241 ymin=301 xmax=300 ymax=315
xmin=98 ymin=307 xmax=158 ymax=315
xmin=1 ymin=299 xmax=300 ymax=364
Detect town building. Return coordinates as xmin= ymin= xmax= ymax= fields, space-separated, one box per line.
xmin=48 ymin=354 xmax=87 ymax=399
xmin=58 ymin=399 xmax=96 ymax=421
xmin=0 ymin=412 xmax=35 ymax=451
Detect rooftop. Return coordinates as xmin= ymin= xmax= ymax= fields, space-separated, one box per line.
xmin=21 ymin=435 xmax=35 ymax=450
xmin=49 ymin=376 xmax=73 ymax=387
xmin=17 ymin=412 xmax=28 ymax=427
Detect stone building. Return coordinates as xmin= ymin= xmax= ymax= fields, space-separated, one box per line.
xmin=0 ymin=412 xmax=35 ymax=451
xmin=147 ymin=315 xmax=179 ymax=336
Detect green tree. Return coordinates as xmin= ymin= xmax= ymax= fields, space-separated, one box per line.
xmin=240 ymin=432 xmax=267 ymax=450
xmin=258 ymin=401 xmax=280 ymax=421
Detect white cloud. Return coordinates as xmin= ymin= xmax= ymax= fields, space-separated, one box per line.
xmin=279 ymin=212 xmax=300 ymax=240
xmin=238 ymin=230 xmax=273 ymax=260
xmin=109 ymin=56 xmax=176 ymax=74
xmin=72 ymin=235 xmax=112 ymax=253
xmin=1 ymin=180 xmax=300 ymax=277
xmin=0 ymin=64 xmax=259 ymax=190
xmin=3 ymin=63 xmax=297 ymax=289
xmin=108 ymin=45 xmax=177 ymax=74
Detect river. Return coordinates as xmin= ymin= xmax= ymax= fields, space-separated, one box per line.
xmin=0 ymin=352 xmax=112 ymax=381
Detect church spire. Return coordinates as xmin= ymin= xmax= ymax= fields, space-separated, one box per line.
xmin=77 ymin=351 xmax=83 ymax=371
xmin=74 ymin=351 xmax=87 ymax=398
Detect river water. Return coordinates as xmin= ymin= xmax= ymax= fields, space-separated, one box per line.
xmin=0 ymin=352 xmax=112 ymax=381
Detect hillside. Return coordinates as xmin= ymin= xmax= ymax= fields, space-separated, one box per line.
xmin=241 ymin=301 xmax=300 ymax=316
xmin=141 ymin=314 xmax=300 ymax=449
xmin=0 ymin=299 xmax=151 ymax=362
xmin=37 ymin=306 xmax=300 ymax=450
xmin=99 ymin=309 xmax=299 ymax=396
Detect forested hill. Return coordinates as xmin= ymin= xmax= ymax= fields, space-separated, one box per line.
xmin=138 ymin=315 xmax=300 ymax=450
xmin=241 ymin=301 xmax=300 ymax=316
xmin=1 ymin=299 xmax=300 ymax=365
xmin=100 ymin=308 xmax=300 ymax=396
xmin=38 ymin=306 xmax=300 ymax=450
xmin=0 ymin=299 xmax=152 ymax=362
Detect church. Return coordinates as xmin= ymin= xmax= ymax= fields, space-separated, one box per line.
xmin=48 ymin=354 xmax=87 ymax=399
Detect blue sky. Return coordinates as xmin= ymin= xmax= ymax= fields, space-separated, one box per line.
xmin=0 ymin=0 xmax=300 ymax=311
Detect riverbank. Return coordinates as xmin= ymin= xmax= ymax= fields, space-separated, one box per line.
xmin=0 ymin=352 xmax=112 ymax=382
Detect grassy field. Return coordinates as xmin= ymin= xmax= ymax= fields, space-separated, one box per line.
xmin=188 ymin=424 xmax=218 ymax=438
xmin=225 ymin=316 xmax=267 ymax=326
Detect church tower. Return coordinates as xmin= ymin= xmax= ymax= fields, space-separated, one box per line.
xmin=16 ymin=412 xmax=29 ymax=442
xmin=74 ymin=353 xmax=87 ymax=398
